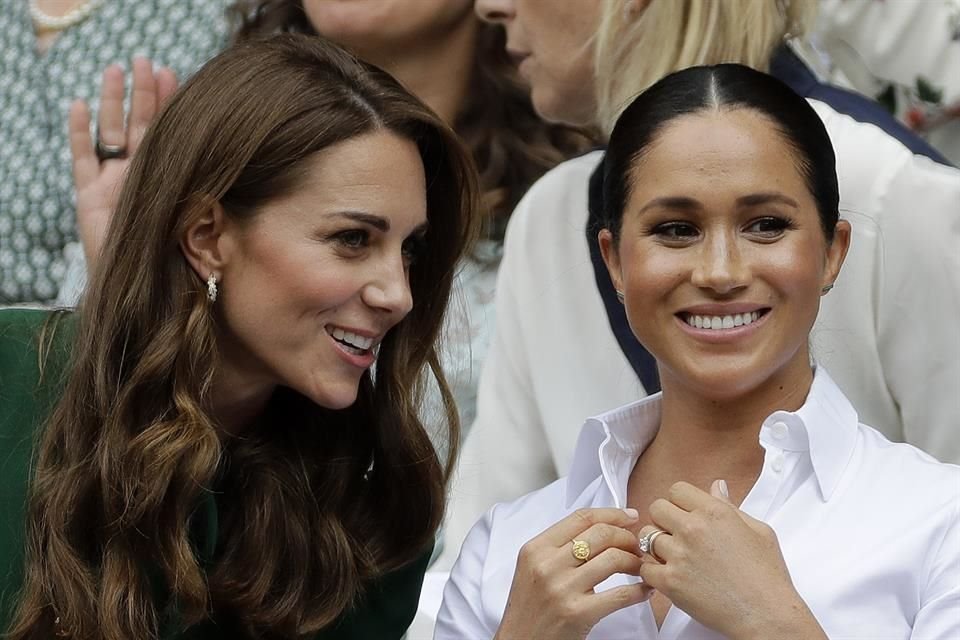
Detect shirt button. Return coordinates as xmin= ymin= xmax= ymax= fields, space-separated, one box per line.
xmin=771 ymin=421 xmax=789 ymax=440
xmin=771 ymin=455 xmax=785 ymax=473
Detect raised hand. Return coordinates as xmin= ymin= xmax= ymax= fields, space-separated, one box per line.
xmin=495 ymin=507 xmax=653 ymax=640
xmin=68 ymin=58 xmax=178 ymax=270
xmin=637 ymin=480 xmax=827 ymax=640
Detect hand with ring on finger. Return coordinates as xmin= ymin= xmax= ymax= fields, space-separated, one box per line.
xmin=69 ymin=57 xmax=179 ymax=271
xmin=636 ymin=480 xmax=827 ymax=640
xmin=493 ymin=507 xmax=654 ymax=640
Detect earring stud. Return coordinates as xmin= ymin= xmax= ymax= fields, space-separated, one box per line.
xmin=616 ymin=289 xmax=625 ymax=303
xmin=821 ymin=283 xmax=834 ymax=294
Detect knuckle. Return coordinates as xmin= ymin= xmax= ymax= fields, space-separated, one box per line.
xmin=649 ymin=498 xmax=670 ymax=517
xmin=668 ymin=481 xmax=688 ymax=500
xmin=573 ymin=508 xmax=596 ymax=527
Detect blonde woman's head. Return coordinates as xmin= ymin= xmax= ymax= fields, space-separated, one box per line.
xmin=477 ymin=0 xmax=816 ymax=133
xmin=595 ymin=0 xmax=817 ymax=133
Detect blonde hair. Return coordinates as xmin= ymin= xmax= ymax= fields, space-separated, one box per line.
xmin=594 ymin=0 xmax=817 ymax=133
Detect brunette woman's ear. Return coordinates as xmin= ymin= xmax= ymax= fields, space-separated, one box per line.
xmin=822 ymin=219 xmax=852 ymax=293
xmin=180 ymin=198 xmax=232 ymax=282
xmin=598 ymin=228 xmax=624 ymax=294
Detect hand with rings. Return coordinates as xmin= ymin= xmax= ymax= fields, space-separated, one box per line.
xmin=68 ymin=57 xmax=178 ymax=271
xmin=493 ymin=507 xmax=653 ymax=640
xmin=636 ymin=480 xmax=825 ymax=639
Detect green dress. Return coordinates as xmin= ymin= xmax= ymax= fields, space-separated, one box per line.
xmin=0 ymin=308 xmax=430 ymax=639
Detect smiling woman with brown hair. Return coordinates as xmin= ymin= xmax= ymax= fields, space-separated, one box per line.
xmin=0 ymin=34 xmax=478 ymax=639
xmin=437 ymin=64 xmax=959 ymax=640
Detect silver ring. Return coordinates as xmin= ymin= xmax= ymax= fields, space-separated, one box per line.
xmin=639 ymin=529 xmax=667 ymax=563
xmin=95 ymin=135 xmax=126 ymax=161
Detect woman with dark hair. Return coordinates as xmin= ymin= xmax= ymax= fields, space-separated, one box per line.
xmin=229 ymin=0 xmax=595 ymax=428
xmin=443 ymin=0 xmax=960 ymax=576
xmin=0 ymin=34 xmax=478 ymax=639
xmin=64 ymin=0 xmax=594 ymax=429
xmin=437 ymin=64 xmax=959 ymax=640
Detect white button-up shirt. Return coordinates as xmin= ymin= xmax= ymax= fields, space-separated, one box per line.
xmin=437 ymin=369 xmax=960 ymax=639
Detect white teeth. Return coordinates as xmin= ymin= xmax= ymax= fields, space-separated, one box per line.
xmin=684 ymin=311 xmax=762 ymax=330
xmin=328 ymin=327 xmax=374 ymax=351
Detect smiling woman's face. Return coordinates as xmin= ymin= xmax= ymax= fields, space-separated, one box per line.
xmin=215 ymin=130 xmax=428 ymax=410
xmin=600 ymin=108 xmax=849 ymax=401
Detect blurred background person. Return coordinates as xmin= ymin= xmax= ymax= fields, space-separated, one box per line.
xmin=0 ymin=0 xmax=231 ymax=303
xmin=813 ymin=0 xmax=960 ymax=165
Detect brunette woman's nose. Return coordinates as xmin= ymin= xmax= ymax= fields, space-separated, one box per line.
xmin=364 ymin=260 xmax=414 ymax=318
xmin=690 ymin=234 xmax=750 ymax=295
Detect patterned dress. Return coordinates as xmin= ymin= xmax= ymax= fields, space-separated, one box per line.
xmin=0 ymin=0 xmax=230 ymax=303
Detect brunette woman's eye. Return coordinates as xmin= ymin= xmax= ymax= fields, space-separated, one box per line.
xmin=652 ymin=221 xmax=700 ymax=241
xmin=402 ymin=234 xmax=426 ymax=266
xmin=744 ymin=216 xmax=792 ymax=238
xmin=333 ymin=229 xmax=369 ymax=250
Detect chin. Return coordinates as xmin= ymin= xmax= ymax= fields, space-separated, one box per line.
xmin=532 ymin=88 xmax=593 ymax=128
xmin=302 ymin=384 xmax=360 ymax=411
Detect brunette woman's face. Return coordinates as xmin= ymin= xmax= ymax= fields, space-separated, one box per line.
xmin=599 ymin=109 xmax=850 ymax=401
xmin=475 ymin=0 xmax=601 ymax=125
xmin=217 ymin=131 xmax=428 ymax=410
xmin=303 ymin=0 xmax=475 ymax=51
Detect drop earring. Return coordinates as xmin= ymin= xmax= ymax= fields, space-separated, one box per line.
xmin=207 ymin=273 xmax=219 ymax=303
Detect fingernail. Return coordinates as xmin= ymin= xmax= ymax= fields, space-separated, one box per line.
xmin=718 ymin=479 xmax=729 ymax=498
xmin=623 ymin=507 xmax=639 ymax=519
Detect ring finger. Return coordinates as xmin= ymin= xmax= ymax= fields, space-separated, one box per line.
xmin=637 ymin=525 xmax=675 ymax=564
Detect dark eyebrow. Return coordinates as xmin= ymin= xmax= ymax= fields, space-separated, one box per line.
xmin=328 ymin=211 xmax=389 ymax=232
xmin=636 ymin=192 xmax=800 ymax=215
xmin=637 ymin=196 xmax=702 ymax=215
xmin=736 ymin=193 xmax=799 ymax=209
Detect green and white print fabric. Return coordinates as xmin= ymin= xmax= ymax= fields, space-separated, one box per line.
xmin=0 ymin=0 xmax=230 ymax=303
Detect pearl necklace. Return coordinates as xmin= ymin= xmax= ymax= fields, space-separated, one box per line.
xmin=29 ymin=0 xmax=104 ymax=31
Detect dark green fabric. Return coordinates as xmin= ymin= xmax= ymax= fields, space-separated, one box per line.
xmin=0 ymin=308 xmax=430 ymax=639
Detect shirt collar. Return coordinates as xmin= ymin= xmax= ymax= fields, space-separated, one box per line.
xmin=565 ymin=367 xmax=860 ymax=505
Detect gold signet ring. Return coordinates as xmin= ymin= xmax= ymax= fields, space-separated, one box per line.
xmin=571 ymin=539 xmax=591 ymax=562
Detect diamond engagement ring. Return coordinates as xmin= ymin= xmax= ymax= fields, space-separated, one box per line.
xmin=571 ymin=539 xmax=591 ymax=563
xmin=639 ymin=529 xmax=667 ymax=563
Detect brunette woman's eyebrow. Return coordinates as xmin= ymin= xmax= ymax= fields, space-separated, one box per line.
xmin=736 ymin=193 xmax=799 ymax=208
xmin=637 ymin=196 xmax=702 ymax=214
xmin=327 ymin=211 xmax=390 ymax=231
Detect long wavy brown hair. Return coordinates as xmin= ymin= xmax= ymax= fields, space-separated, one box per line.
xmin=8 ymin=35 xmax=478 ymax=639
xmin=230 ymin=0 xmax=597 ymax=241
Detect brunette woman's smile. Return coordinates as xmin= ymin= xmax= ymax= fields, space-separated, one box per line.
xmin=601 ymin=109 xmax=848 ymax=400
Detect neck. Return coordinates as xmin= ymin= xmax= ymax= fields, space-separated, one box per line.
xmin=354 ymin=18 xmax=478 ymax=126
xmin=643 ymin=358 xmax=815 ymax=488
xmin=209 ymin=361 xmax=275 ymax=437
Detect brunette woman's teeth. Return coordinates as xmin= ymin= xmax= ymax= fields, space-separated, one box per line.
xmin=328 ymin=327 xmax=374 ymax=350
xmin=683 ymin=311 xmax=761 ymax=330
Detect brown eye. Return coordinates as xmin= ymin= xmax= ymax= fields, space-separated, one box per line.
xmin=333 ymin=229 xmax=369 ymax=250
xmin=653 ymin=221 xmax=699 ymax=240
xmin=745 ymin=217 xmax=792 ymax=238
